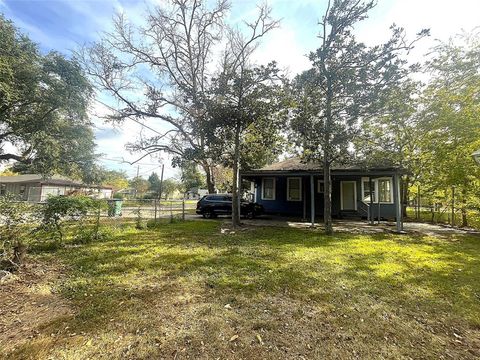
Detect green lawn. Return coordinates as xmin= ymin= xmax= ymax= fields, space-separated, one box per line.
xmin=3 ymin=221 xmax=480 ymax=359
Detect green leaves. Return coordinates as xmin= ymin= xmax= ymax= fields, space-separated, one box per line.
xmin=0 ymin=15 xmax=95 ymax=179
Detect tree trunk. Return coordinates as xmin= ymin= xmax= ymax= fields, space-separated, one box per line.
xmin=203 ymin=163 xmax=216 ymax=194
xmin=231 ymin=123 xmax=241 ymax=228
xmin=323 ymin=160 xmax=332 ymax=235
xmin=323 ymin=78 xmax=333 ymax=235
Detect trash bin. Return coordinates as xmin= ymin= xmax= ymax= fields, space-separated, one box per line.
xmin=107 ymin=199 xmax=123 ymax=217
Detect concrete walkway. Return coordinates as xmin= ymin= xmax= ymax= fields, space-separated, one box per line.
xmin=216 ymin=215 xmax=480 ymax=237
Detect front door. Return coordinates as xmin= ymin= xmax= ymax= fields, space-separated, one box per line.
xmin=341 ymin=181 xmax=357 ymax=210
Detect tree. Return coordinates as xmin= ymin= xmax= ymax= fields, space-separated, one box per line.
xmin=207 ymin=4 xmax=284 ymax=227
xmin=148 ymin=172 xmax=161 ymax=193
xmin=290 ymin=0 xmax=428 ymax=234
xmin=96 ymin=168 xmax=129 ymax=190
xmin=416 ymin=32 xmax=480 ymax=226
xmin=161 ymin=179 xmax=179 ymax=199
xmin=179 ymin=161 xmax=205 ymax=192
xmin=78 ymin=0 xmax=230 ymax=193
xmin=354 ymin=80 xmax=426 ymax=215
xmin=129 ymin=177 xmax=150 ymax=197
xmin=0 ymin=15 xmax=96 ymax=178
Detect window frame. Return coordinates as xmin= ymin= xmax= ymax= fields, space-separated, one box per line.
xmin=361 ymin=177 xmax=375 ymax=203
xmin=261 ymin=177 xmax=276 ymax=201
xmin=377 ymin=177 xmax=394 ymax=204
xmin=360 ymin=177 xmax=394 ymax=204
xmin=317 ymin=180 xmax=325 ymax=194
xmin=286 ymin=177 xmax=302 ymax=202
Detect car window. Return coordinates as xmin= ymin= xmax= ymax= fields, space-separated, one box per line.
xmin=206 ymin=195 xmax=222 ymax=201
xmin=224 ymin=196 xmax=232 ymax=201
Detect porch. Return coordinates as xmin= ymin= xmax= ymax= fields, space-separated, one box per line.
xmin=241 ymin=158 xmax=405 ymax=232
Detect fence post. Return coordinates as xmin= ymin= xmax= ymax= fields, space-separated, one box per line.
xmin=451 ymin=186 xmax=455 ymax=227
xmin=416 ymin=185 xmax=420 ymax=220
xmin=182 ymin=199 xmax=185 ymax=221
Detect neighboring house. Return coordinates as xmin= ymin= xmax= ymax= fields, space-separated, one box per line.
xmin=0 ymin=174 xmax=113 ymax=202
xmin=241 ymin=157 xmax=404 ymax=231
xmin=185 ymin=187 xmax=209 ymax=200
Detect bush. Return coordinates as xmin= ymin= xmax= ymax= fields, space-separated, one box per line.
xmin=0 ymin=195 xmax=39 ymax=271
xmin=113 ymin=192 xmax=124 ymax=199
xmin=38 ymin=195 xmax=106 ymax=244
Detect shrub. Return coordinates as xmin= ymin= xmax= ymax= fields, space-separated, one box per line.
xmin=113 ymin=192 xmax=124 ymax=199
xmin=38 ymin=195 xmax=106 ymax=244
xmin=0 ymin=195 xmax=39 ymax=271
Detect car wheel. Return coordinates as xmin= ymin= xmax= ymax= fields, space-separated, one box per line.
xmin=204 ymin=209 xmax=215 ymax=219
xmin=246 ymin=210 xmax=255 ymax=219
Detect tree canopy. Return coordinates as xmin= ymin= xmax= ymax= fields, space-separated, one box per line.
xmin=0 ymin=15 xmax=96 ymax=179
xmin=290 ymin=0 xmax=428 ymax=233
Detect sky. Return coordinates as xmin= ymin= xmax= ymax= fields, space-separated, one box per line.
xmin=1 ymin=0 xmax=479 ymax=179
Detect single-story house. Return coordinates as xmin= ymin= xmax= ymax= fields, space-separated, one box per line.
xmin=0 ymin=174 xmax=113 ymax=202
xmin=241 ymin=158 xmax=404 ymax=231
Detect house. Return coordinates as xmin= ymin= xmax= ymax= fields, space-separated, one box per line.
xmin=241 ymin=158 xmax=404 ymax=231
xmin=0 ymin=174 xmax=113 ymax=202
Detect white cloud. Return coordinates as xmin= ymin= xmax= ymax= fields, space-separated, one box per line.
xmin=253 ymin=25 xmax=311 ymax=76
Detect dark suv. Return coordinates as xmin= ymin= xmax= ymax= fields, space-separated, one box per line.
xmin=196 ymin=194 xmax=264 ymax=219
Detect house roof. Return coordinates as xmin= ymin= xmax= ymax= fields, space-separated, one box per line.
xmin=242 ymin=157 xmax=403 ymax=176
xmin=0 ymin=174 xmax=112 ymax=189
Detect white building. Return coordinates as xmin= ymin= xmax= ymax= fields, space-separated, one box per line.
xmin=0 ymin=174 xmax=113 ymax=202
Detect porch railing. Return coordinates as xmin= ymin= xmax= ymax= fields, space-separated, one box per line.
xmin=357 ymin=200 xmax=370 ymax=221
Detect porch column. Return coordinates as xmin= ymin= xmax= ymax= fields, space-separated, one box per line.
xmin=302 ymin=177 xmax=307 ymax=221
xmin=369 ymin=177 xmax=374 ymax=225
xmin=394 ymin=173 xmax=403 ymax=232
xmin=310 ymin=175 xmax=315 ymax=226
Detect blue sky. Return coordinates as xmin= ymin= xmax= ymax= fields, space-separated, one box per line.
xmin=1 ymin=0 xmax=479 ymax=179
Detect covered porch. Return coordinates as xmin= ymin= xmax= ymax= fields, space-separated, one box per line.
xmin=241 ymin=158 xmax=405 ymax=232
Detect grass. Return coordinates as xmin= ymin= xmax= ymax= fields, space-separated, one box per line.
xmin=3 ymin=220 xmax=480 ymax=359
xmin=406 ymin=207 xmax=480 ymax=230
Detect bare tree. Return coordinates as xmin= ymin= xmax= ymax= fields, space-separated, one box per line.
xmin=77 ymin=0 xmax=230 ymax=193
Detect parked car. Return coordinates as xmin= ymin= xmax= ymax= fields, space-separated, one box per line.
xmin=196 ymin=194 xmax=264 ymax=219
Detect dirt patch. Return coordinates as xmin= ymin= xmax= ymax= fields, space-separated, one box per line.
xmin=0 ymin=258 xmax=74 ymax=357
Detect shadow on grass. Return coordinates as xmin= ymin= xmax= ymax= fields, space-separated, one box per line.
xmin=12 ymin=220 xmax=480 ymax=358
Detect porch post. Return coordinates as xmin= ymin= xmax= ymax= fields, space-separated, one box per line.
xmin=303 ymin=177 xmax=307 ymax=221
xmin=369 ymin=177 xmax=374 ymax=225
xmin=394 ymin=173 xmax=403 ymax=232
xmin=310 ymin=175 xmax=315 ymax=226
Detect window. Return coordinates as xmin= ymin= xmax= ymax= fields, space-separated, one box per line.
xmin=317 ymin=180 xmax=324 ymax=193
xmin=378 ymin=178 xmax=393 ymax=203
xmin=361 ymin=177 xmax=393 ymax=203
xmin=206 ymin=195 xmax=224 ymax=201
xmin=261 ymin=177 xmax=275 ymax=200
xmin=0 ymin=184 xmax=5 ymax=196
xmin=287 ymin=177 xmax=302 ymax=201
xmin=361 ymin=178 xmax=375 ymax=203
